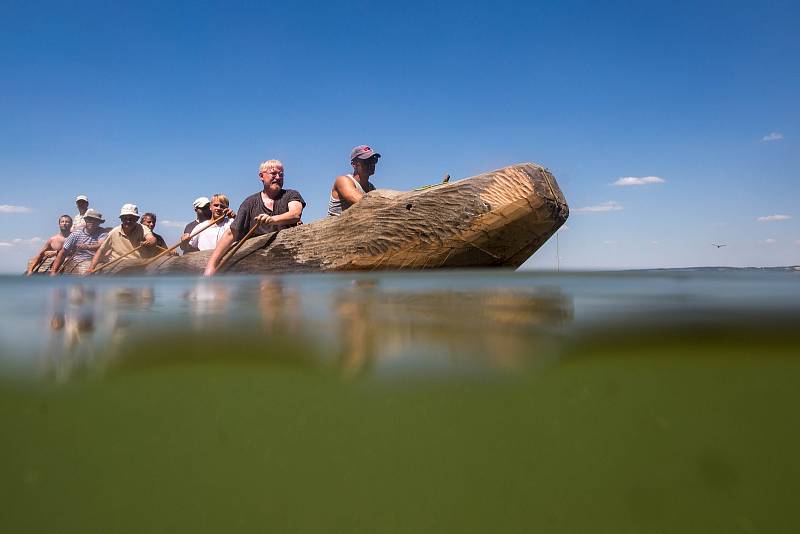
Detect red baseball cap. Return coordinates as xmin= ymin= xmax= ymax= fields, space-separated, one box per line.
xmin=350 ymin=145 xmax=381 ymax=161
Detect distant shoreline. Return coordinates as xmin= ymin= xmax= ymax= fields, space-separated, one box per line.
xmin=627 ymin=266 xmax=800 ymax=273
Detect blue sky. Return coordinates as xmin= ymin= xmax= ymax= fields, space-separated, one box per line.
xmin=1 ymin=0 xmax=798 ymax=272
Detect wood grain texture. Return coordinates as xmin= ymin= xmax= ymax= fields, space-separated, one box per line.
xmin=106 ymin=163 xmax=568 ymax=275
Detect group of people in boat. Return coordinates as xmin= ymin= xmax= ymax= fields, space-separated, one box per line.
xmin=27 ymin=145 xmax=381 ymax=276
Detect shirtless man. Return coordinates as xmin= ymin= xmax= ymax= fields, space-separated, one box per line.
xmin=327 ymin=145 xmax=380 ymax=216
xmin=26 ymin=215 xmax=72 ymax=275
xmin=204 ymin=160 xmax=305 ymax=276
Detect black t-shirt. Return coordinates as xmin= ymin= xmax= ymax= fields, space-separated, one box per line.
xmin=181 ymin=221 xmax=200 ymax=254
xmin=230 ymin=189 xmax=306 ymax=240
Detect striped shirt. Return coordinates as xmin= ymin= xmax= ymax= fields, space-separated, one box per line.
xmin=62 ymin=227 xmax=108 ymax=262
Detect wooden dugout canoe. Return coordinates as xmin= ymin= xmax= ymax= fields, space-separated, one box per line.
xmin=111 ymin=163 xmax=569 ymax=275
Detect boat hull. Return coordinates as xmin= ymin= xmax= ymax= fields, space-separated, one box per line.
xmin=117 ymin=163 xmax=568 ymax=275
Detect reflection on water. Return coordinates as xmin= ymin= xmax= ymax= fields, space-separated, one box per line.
xmin=40 ymin=285 xmax=156 ymax=382
xmin=10 ymin=275 xmax=574 ymax=382
xmin=2 ymin=270 xmax=798 ymax=385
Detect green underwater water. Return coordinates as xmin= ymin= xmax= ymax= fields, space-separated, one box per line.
xmin=0 ymin=271 xmax=799 ymax=533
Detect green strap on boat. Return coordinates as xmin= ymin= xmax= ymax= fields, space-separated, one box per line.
xmin=414 ymin=174 xmax=450 ymax=191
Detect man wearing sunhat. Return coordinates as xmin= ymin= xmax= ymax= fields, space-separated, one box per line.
xmin=180 ymin=197 xmax=213 ymax=254
xmin=89 ymin=204 xmax=156 ymax=272
xmin=51 ymin=209 xmax=109 ymax=275
xmin=71 ymin=195 xmax=90 ymax=232
xmin=327 ymin=145 xmax=381 ymax=216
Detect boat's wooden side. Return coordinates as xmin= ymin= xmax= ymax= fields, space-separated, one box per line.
xmin=109 ymin=162 xmax=567 ymax=275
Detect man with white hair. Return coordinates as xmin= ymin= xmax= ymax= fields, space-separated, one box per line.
xmin=72 ymin=195 xmax=90 ymax=232
xmin=204 ymin=159 xmax=305 ymax=276
xmin=89 ymin=203 xmax=156 ymax=272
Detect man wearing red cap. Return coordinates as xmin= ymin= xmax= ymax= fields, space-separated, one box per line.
xmin=327 ymin=145 xmax=381 ymax=216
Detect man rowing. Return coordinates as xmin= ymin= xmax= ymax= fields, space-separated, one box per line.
xmin=51 ymin=209 xmax=108 ymax=275
xmin=203 ymin=159 xmax=305 ymax=276
xmin=180 ymin=197 xmax=212 ymax=254
xmin=327 ymin=145 xmax=380 ymax=216
xmin=89 ymin=204 xmax=156 ymax=272
xmin=189 ymin=194 xmax=234 ymax=251
xmin=140 ymin=212 xmax=170 ymax=256
xmin=26 ymin=215 xmax=72 ymax=275
xmin=71 ymin=195 xmax=90 ymax=232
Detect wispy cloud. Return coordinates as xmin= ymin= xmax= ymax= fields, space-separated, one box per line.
xmin=602 ymin=240 xmax=616 ymax=245
xmin=574 ymin=201 xmax=623 ymax=213
xmin=757 ymin=214 xmax=792 ymax=222
xmin=0 ymin=237 xmax=43 ymax=247
xmin=611 ymin=176 xmax=666 ymax=187
xmin=761 ymin=132 xmax=784 ymax=142
xmin=764 ymin=238 xmax=777 ymax=244
xmin=650 ymin=240 xmax=659 ymax=245
xmin=0 ymin=204 xmax=33 ymax=214
xmin=160 ymin=220 xmax=188 ymax=228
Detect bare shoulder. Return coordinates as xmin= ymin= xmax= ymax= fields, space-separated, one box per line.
xmin=333 ymin=174 xmax=355 ymax=190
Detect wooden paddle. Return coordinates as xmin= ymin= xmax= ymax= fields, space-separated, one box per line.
xmin=91 ymin=243 xmax=146 ymax=274
xmin=142 ymin=213 xmax=227 ymax=267
xmin=27 ymin=255 xmax=46 ymax=276
xmin=216 ymin=223 xmax=263 ymax=272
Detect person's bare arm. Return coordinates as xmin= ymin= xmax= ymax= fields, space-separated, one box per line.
xmin=140 ymin=225 xmax=156 ymax=246
xmin=203 ymin=228 xmax=236 ymax=277
xmin=254 ymin=201 xmax=304 ymax=227
xmin=27 ymin=239 xmax=53 ymax=275
xmin=50 ymin=248 xmax=66 ymax=276
xmin=76 ymin=240 xmax=102 ymax=253
xmin=333 ymin=175 xmax=366 ymax=207
xmin=89 ymin=239 xmax=111 ymax=273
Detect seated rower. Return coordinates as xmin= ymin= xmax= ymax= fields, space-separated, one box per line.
xmin=50 ymin=209 xmax=108 ymax=275
xmin=327 ymin=145 xmax=380 ymax=216
xmin=140 ymin=212 xmax=171 ymax=257
xmin=180 ymin=197 xmax=212 ymax=254
xmin=204 ymin=159 xmax=305 ymax=276
xmin=189 ymin=194 xmax=234 ymax=251
xmin=72 ymin=195 xmax=90 ymax=232
xmin=89 ymin=204 xmax=156 ymax=272
xmin=26 ymin=215 xmax=73 ymax=275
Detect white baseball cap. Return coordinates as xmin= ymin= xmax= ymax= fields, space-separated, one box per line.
xmin=193 ymin=196 xmax=211 ymax=209
xmin=75 ymin=195 xmax=89 ymax=202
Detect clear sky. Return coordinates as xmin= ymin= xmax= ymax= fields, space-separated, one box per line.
xmin=1 ymin=0 xmax=798 ymax=272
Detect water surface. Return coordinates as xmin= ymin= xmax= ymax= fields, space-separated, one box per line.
xmin=1 ymin=271 xmax=798 ymax=532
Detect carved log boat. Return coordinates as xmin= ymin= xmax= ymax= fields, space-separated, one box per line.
xmin=109 ymin=163 xmax=568 ymax=275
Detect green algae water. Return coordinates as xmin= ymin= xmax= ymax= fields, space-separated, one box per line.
xmin=1 ymin=270 xmax=799 ymax=533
